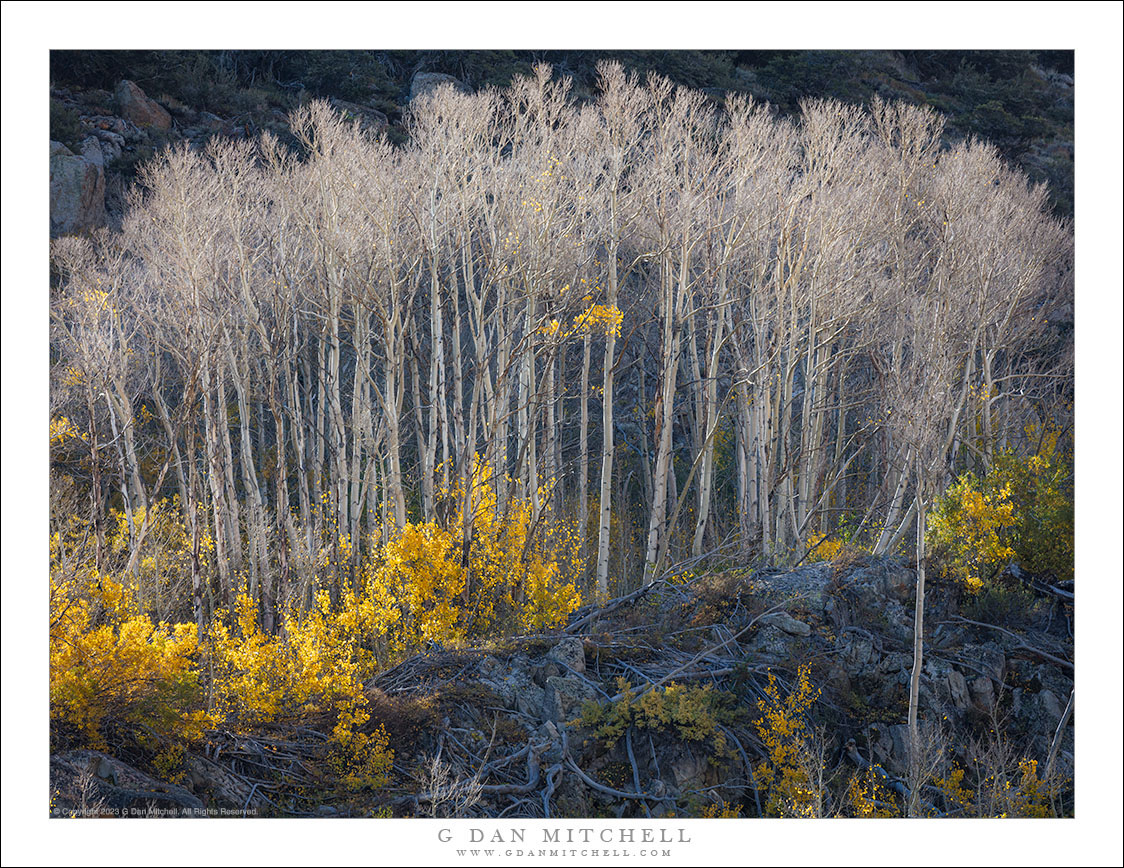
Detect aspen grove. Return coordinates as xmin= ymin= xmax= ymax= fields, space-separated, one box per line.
xmin=50 ymin=63 xmax=1072 ymax=641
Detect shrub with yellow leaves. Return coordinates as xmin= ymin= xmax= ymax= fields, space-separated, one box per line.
xmin=753 ymin=665 xmax=823 ymax=817
xmin=926 ymin=472 xmax=1017 ymax=593
xmin=204 ymin=589 xmax=394 ymax=792
xmin=49 ymin=569 xmax=214 ymax=750
xmin=804 ymin=532 xmax=846 ymax=563
xmin=207 ymin=591 xmax=367 ymax=727
xmin=365 ymin=522 xmax=466 ymax=650
xmin=363 ymin=457 xmax=583 ymax=652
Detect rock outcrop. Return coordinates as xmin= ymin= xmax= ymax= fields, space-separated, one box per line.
xmin=50 ymin=140 xmax=105 ymax=236
xmin=409 ymin=71 xmax=469 ymax=102
xmin=114 ymin=79 xmax=172 ymax=131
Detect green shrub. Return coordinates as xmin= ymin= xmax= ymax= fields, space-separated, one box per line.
xmin=50 ymin=100 xmax=84 ymax=149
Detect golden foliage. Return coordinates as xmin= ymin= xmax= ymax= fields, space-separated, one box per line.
xmin=363 ymin=457 xmax=583 ymax=652
xmin=804 ymin=532 xmax=846 ymax=563
xmin=927 ymin=473 xmax=1017 ymax=593
xmin=845 ymin=769 xmax=898 ymax=818
xmin=572 ymin=302 xmax=623 ymax=337
xmin=753 ymin=665 xmax=822 ymax=817
xmin=49 ymin=570 xmax=213 ymax=749
xmin=698 ymin=800 xmax=743 ymax=818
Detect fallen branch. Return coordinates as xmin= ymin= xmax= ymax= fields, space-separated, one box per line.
xmin=566 ymin=582 xmax=661 ymax=634
xmin=943 ymin=616 xmax=1073 ymax=671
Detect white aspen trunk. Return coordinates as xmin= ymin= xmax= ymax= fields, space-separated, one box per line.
xmin=269 ymin=397 xmax=288 ymax=631
xmin=150 ymin=373 xmax=189 ymax=527
xmin=736 ymin=381 xmax=755 ymax=541
xmin=409 ymin=336 xmax=434 ymax=522
xmin=385 ymin=325 xmax=408 ymax=530
xmin=350 ymin=311 xmax=371 ymax=561
xmin=692 ymin=276 xmax=728 ymax=558
xmin=215 ymin=369 xmax=244 ymax=576
xmin=290 ymin=347 xmax=313 ymax=561
xmin=644 ymin=254 xmax=683 ymax=584
xmin=200 ymin=358 xmax=231 ymax=601
xmin=450 ymin=251 xmax=467 ymax=473
xmin=84 ymin=384 xmax=106 ymax=573
xmin=107 ymin=380 xmax=148 ymax=522
xmin=225 ymin=332 xmax=266 ymax=609
xmin=796 ymin=302 xmax=818 ymax=536
xmin=579 ymin=331 xmax=591 ymax=561
xmin=104 ymin=393 xmax=136 ymax=568
xmin=595 ymin=218 xmax=621 ymax=596
xmin=186 ymin=424 xmax=204 ymax=630
xmin=430 ymin=255 xmax=451 ymax=499
xmin=831 ymin=359 xmax=850 ymax=525
xmin=907 ymin=468 xmax=928 ymax=817
xmin=493 ymin=284 xmax=512 ymax=510
xmin=311 ymin=336 xmax=327 ymax=554
xmin=543 ymin=345 xmax=558 ymax=487
xmin=874 ymin=444 xmax=914 ymax=555
xmin=981 ymin=349 xmax=995 ymax=471
xmin=595 ymin=307 xmax=617 ymax=596
xmin=518 ymin=293 xmax=540 ymax=516
xmin=327 ymin=270 xmax=348 ymax=552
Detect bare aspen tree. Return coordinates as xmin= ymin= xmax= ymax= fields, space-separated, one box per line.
xmin=575 ymin=63 xmax=647 ymax=595
xmin=638 ymin=76 xmax=720 ymax=583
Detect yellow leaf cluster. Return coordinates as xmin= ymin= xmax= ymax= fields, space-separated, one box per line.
xmin=753 ymin=665 xmax=821 ymax=817
xmin=698 ymin=800 xmax=743 ymax=818
xmin=846 ymin=769 xmax=897 ymax=818
xmin=804 ymin=532 xmax=845 ymax=563
xmin=572 ymin=303 xmax=623 ymax=337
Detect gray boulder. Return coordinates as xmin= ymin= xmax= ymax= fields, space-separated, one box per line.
xmin=759 ymin=611 xmax=812 ymax=637
xmin=549 ymin=636 xmax=586 ymax=674
xmin=544 ymin=675 xmax=597 ymax=723
xmin=50 ymin=750 xmax=205 ymax=817
xmin=329 ymin=98 xmax=389 ymax=134
xmin=50 ymin=140 xmax=105 ymax=236
xmin=410 ymin=71 xmax=469 ymax=102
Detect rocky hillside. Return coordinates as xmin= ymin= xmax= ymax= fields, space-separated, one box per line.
xmin=50 ymin=556 xmax=1074 ymax=819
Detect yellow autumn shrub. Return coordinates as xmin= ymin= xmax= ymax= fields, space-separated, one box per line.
xmin=49 ymin=569 xmax=213 ymax=749
xmin=804 ymin=532 xmax=846 ymax=563
xmin=363 ymin=457 xmax=583 ymax=652
xmin=927 ymin=473 xmax=1017 ymax=593
xmin=365 ymin=522 xmax=466 ymax=650
xmin=207 ymin=591 xmax=366 ymax=727
xmin=753 ymin=665 xmax=822 ymax=817
xmin=929 ymin=425 xmax=1073 ymax=593
xmin=204 ymin=590 xmax=394 ymax=791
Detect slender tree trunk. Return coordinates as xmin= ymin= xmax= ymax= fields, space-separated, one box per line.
xmin=907 ymin=466 xmax=928 ymax=818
